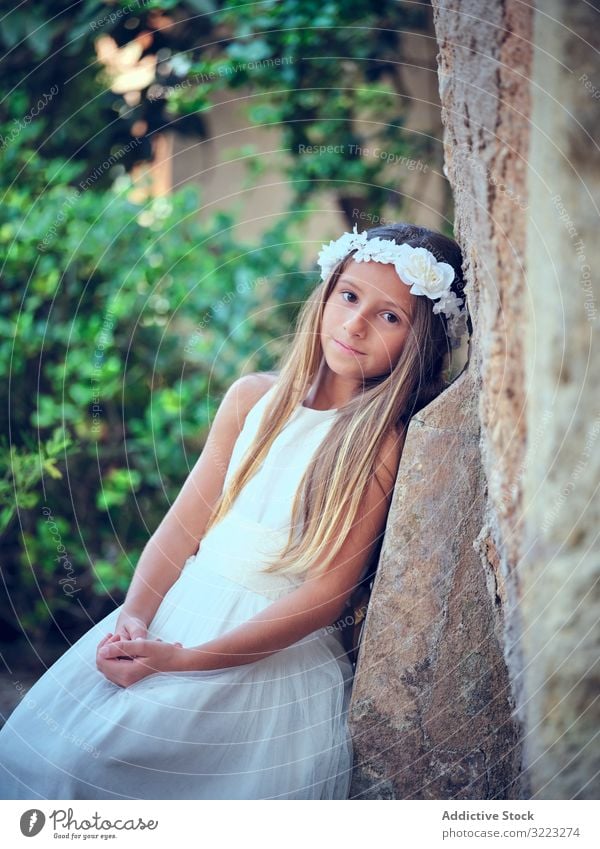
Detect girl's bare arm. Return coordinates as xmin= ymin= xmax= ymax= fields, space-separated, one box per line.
xmin=118 ymin=373 xmax=276 ymax=625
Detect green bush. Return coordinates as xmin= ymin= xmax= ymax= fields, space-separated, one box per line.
xmin=0 ymin=135 xmax=313 ymax=641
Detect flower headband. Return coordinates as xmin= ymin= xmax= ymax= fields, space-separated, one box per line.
xmin=317 ymin=224 xmax=469 ymax=348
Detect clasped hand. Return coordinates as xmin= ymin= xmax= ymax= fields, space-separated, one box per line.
xmin=96 ymin=632 xmax=184 ymax=689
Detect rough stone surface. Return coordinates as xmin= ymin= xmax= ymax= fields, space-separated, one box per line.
xmin=519 ymin=0 xmax=600 ymax=799
xmin=349 ymin=0 xmax=533 ymax=798
xmin=349 ymin=372 xmax=521 ymax=798
xmin=432 ymin=1 xmax=535 ymax=800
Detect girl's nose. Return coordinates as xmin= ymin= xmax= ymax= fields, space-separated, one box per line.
xmin=344 ymin=311 xmax=369 ymax=334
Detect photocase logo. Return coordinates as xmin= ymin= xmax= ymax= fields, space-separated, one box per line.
xmin=19 ymin=809 xmax=46 ymax=836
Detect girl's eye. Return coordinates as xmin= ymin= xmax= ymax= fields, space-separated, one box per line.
xmin=340 ymin=291 xmax=400 ymax=324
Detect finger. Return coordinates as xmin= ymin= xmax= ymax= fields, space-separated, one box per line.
xmin=99 ymin=641 xmax=138 ymax=659
xmin=97 ymin=633 xmax=113 ymax=649
xmin=120 ymin=638 xmax=150 ymax=654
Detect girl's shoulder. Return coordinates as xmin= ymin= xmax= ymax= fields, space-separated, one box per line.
xmin=226 ymin=371 xmax=279 ymax=420
xmin=237 ymin=370 xmax=279 ymax=399
xmin=206 ymin=373 xmax=279 ymax=462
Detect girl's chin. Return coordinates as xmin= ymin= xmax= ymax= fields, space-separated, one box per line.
xmin=324 ymin=352 xmax=373 ymax=381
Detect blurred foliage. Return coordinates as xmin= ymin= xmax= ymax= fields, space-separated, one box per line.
xmin=0 ymin=124 xmax=312 ymax=640
xmin=172 ymin=0 xmax=436 ymax=221
xmin=0 ymin=428 xmax=74 ymax=536
xmin=0 ymin=0 xmax=152 ymax=176
xmin=0 ymin=0 xmax=446 ymax=643
xmin=0 ymin=0 xmax=437 ymax=216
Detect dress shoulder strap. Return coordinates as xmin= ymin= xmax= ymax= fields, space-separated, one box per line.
xmin=223 ymin=381 xmax=278 ymax=486
xmin=244 ymin=380 xmax=278 ymax=430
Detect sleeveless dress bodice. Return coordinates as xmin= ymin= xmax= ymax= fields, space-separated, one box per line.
xmin=187 ymin=382 xmax=340 ymax=600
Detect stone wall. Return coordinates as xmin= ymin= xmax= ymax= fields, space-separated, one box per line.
xmin=349 ymin=0 xmax=599 ymax=800
xmin=349 ymin=371 xmax=522 ymax=798
xmin=519 ymin=0 xmax=600 ymax=800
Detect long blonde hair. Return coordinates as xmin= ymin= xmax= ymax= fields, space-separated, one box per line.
xmin=202 ymin=222 xmax=468 ymax=579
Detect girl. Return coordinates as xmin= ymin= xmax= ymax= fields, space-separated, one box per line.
xmin=0 ymin=221 xmax=469 ymax=800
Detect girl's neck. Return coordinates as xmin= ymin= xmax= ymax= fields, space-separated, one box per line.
xmin=303 ymin=366 xmax=359 ymax=411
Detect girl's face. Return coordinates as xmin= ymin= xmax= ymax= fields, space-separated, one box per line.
xmin=321 ymin=258 xmax=417 ymax=383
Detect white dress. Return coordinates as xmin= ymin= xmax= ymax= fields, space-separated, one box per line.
xmin=0 ymin=384 xmax=355 ymax=800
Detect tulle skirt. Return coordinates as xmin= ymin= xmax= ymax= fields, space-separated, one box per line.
xmin=0 ymin=554 xmax=354 ymax=800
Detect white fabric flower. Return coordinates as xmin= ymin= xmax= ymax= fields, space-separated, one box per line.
xmin=393 ymin=245 xmax=455 ymax=301
xmin=317 ymin=224 xmax=368 ymax=280
xmin=353 ymin=236 xmax=402 ymax=266
xmin=432 ymin=289 xmax=464 ymax=317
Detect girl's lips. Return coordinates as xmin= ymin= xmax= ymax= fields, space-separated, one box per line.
xmin=334 ymin=338 xmax=364 ymax=355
